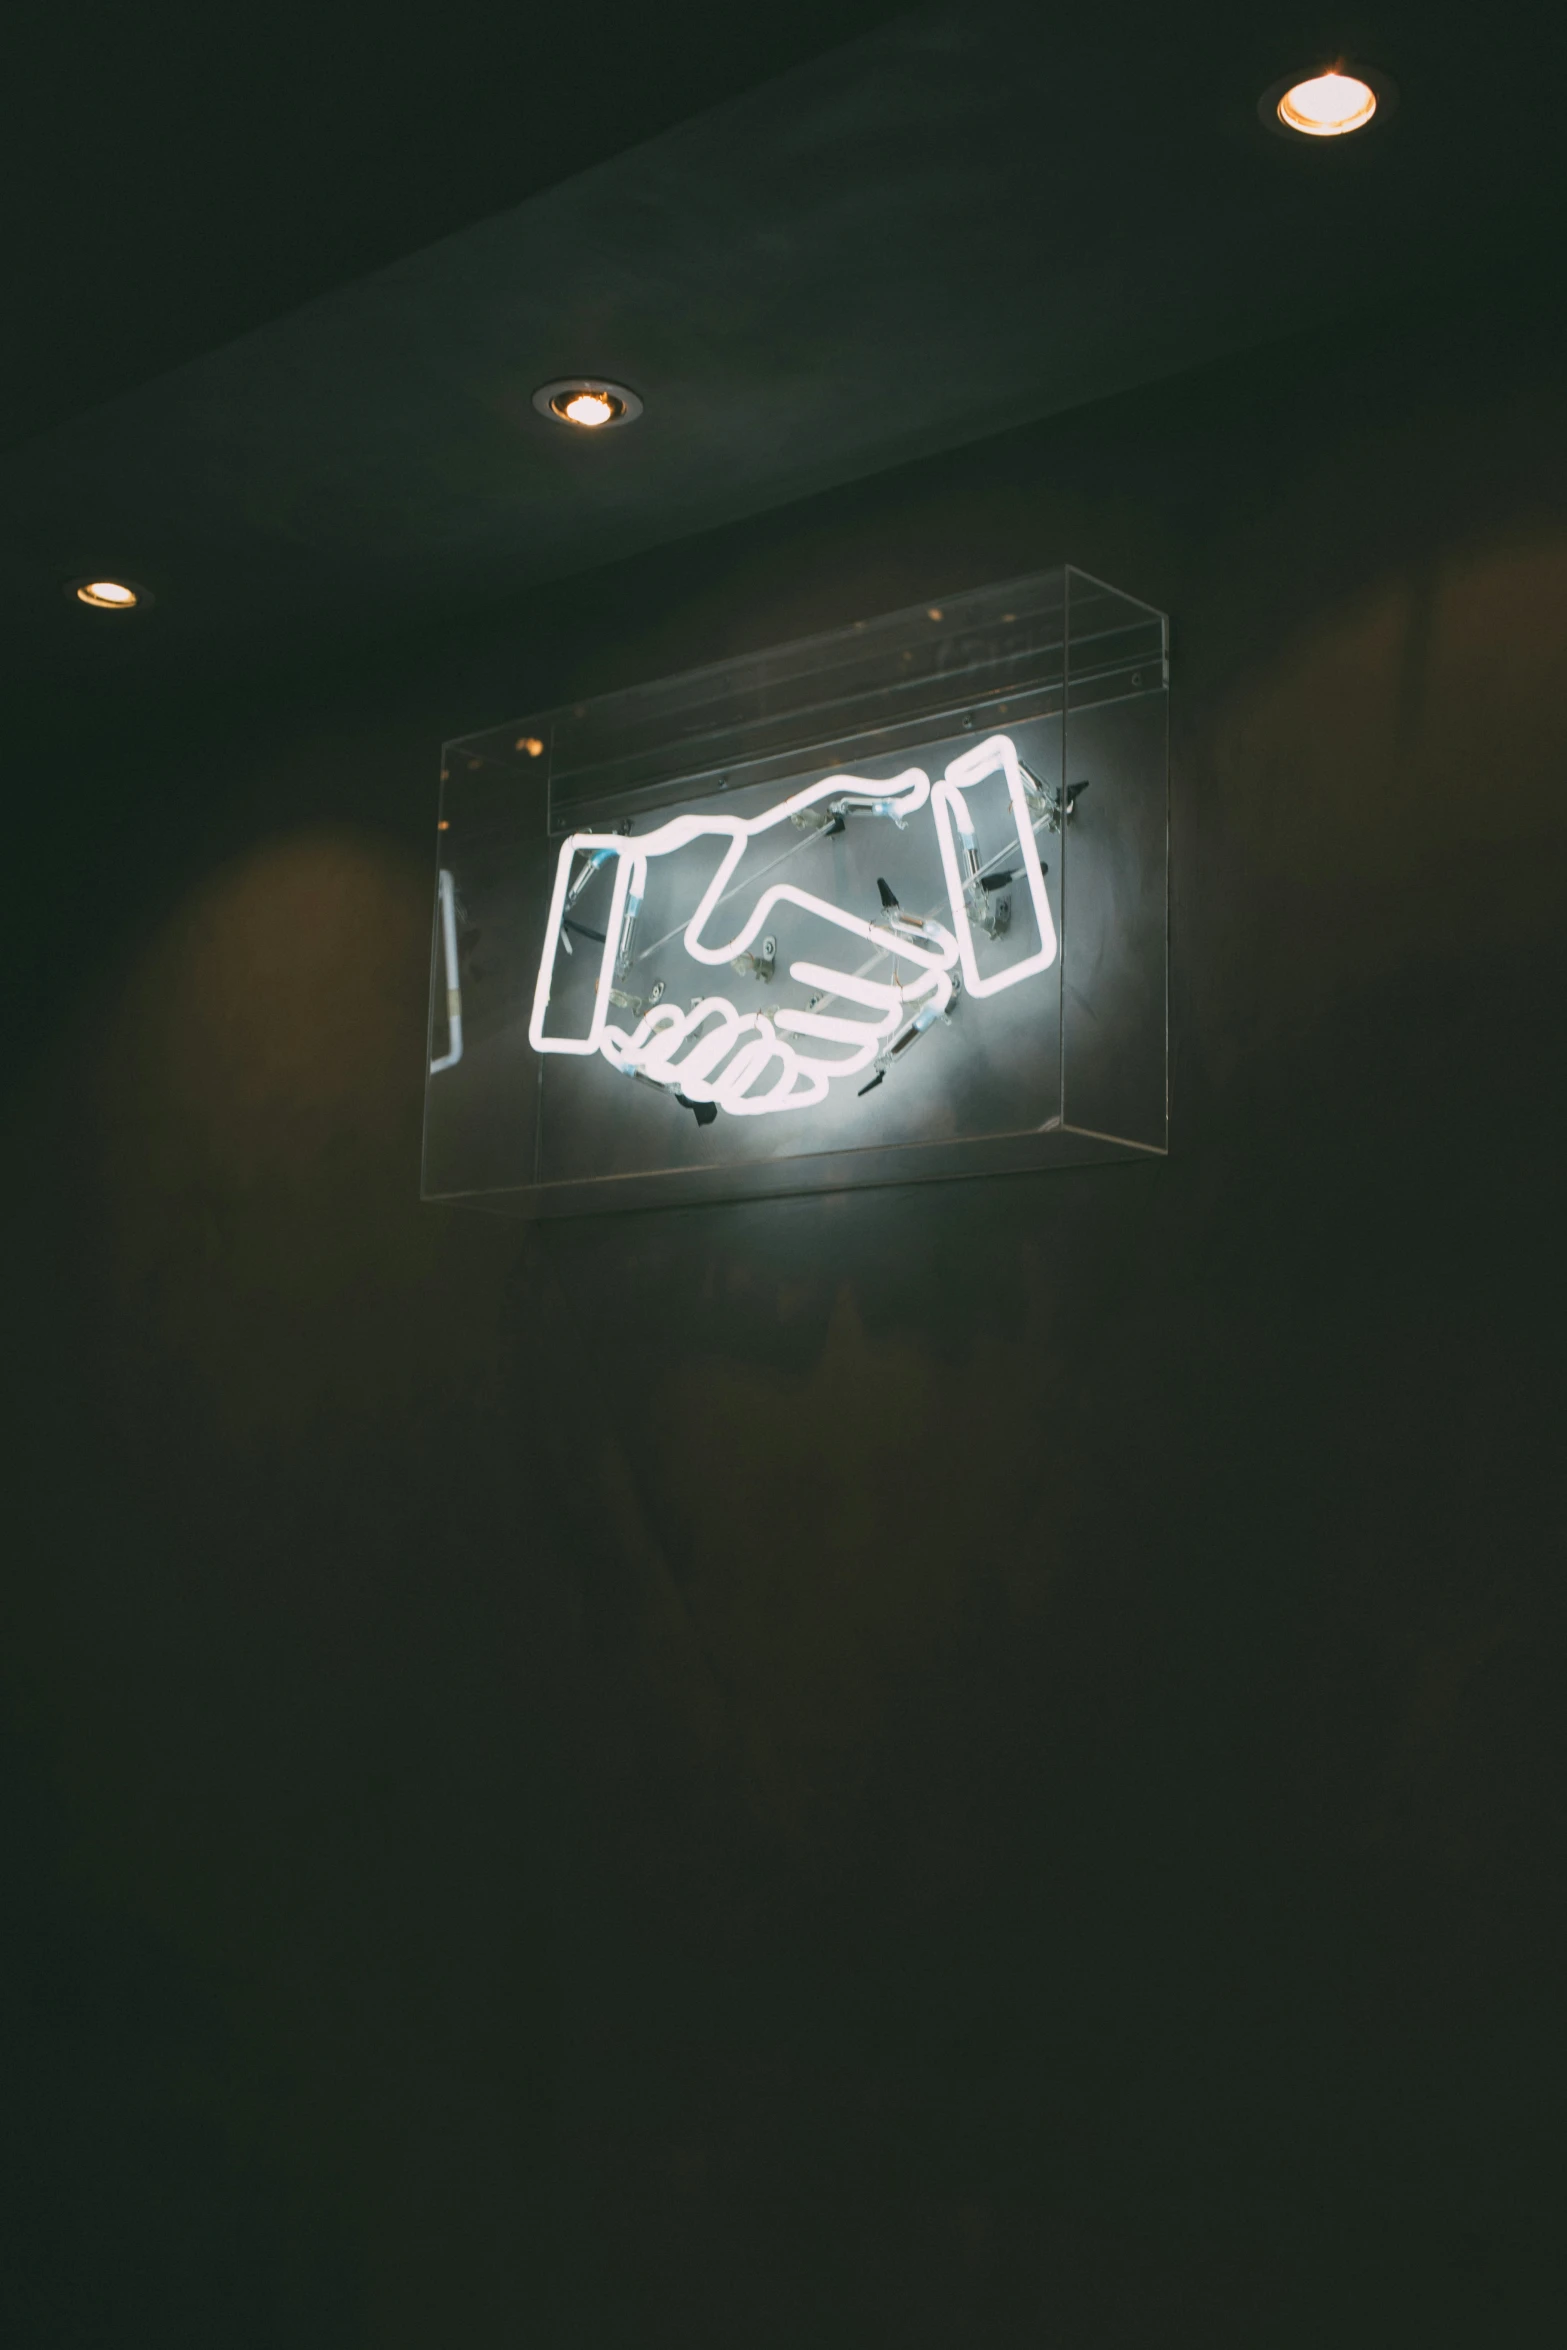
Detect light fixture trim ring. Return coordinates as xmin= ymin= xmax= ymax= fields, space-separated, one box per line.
xmin=1258 ymin=62 xmax=1398 ymax=140
xmin=532 ymin=377 xmax=644 ymax=429
xmin=67 ymin=575 xmax=154 ymax=611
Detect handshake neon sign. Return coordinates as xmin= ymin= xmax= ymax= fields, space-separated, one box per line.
xmin=527 ymin=731 xmax=1057 ymax=1120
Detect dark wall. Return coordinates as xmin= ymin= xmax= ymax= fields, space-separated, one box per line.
xmin=6 ymin=287 xmax=1567 ymax=2346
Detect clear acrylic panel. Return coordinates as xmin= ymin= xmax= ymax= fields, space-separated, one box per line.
xmin=423 ymin=566 xmax=1167 ymax=1216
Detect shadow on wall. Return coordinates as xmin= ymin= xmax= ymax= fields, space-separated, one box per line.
xmin=4 ymin=447 xmax=1567 ymax=2338
xmin=8 ymin=830 xmax=563 ymax=2350
xmin=0 ymin=1718 xmax=360 ymax=2346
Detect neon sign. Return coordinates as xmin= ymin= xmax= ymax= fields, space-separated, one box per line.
xmin=526 ymin=732 xmax=1057 ymax=1119
xmin=423 ymin=565 xmax=1170 ymax=1217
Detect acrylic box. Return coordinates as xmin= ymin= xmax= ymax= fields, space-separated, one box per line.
xmin=423 ymin=566 xmax=1167 ymax=1217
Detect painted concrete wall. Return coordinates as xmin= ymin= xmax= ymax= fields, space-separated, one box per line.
xmin=5 ymin=290 xmax=1566 ymax=2345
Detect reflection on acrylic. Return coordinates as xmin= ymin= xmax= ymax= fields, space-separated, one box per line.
xmin=428 ymin=867 xmax=464 ymax=1072
xmin=522 ymin=733 xmax=1057 ymax=1120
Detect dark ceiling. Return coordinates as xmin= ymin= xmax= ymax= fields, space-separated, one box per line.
xmin=4 ymin=0 xmax=911 ymax=444
xmin=6 ymin=0 xmax=1564 ymax=693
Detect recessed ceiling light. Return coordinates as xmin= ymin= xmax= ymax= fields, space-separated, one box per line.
xmin=71 ymin=576 xmax=149 ymax=610
xmin=1278 ymin=70 xmax=1376 ymax=135
xmin=1261 ymin=63 xmax=1393 ymax=140
xmin=532 ymin=378 xmax=643 ymax=430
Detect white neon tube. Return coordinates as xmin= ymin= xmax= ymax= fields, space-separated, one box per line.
xmin=528 ymin=836 xmax=637 ymax=1056
xmin=931 ymin=734 xmax=1058 ymax=1000
xmin=429 ymin=867 xmax=464 ymax=1074
xmin=526 ymin=738 xmax=1052 ymax=1117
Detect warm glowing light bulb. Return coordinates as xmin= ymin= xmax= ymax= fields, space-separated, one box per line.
xmin=77 ymin=579 xmax=138 ymax=608
xmin=534 ymin=378 xmax=641 ymax=429
xmin=1276 ymin=70 xmax=1377 ymax=136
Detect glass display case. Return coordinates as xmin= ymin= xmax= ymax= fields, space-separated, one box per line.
xmin=423 ymin=565 xmax=1167 ymax=1216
